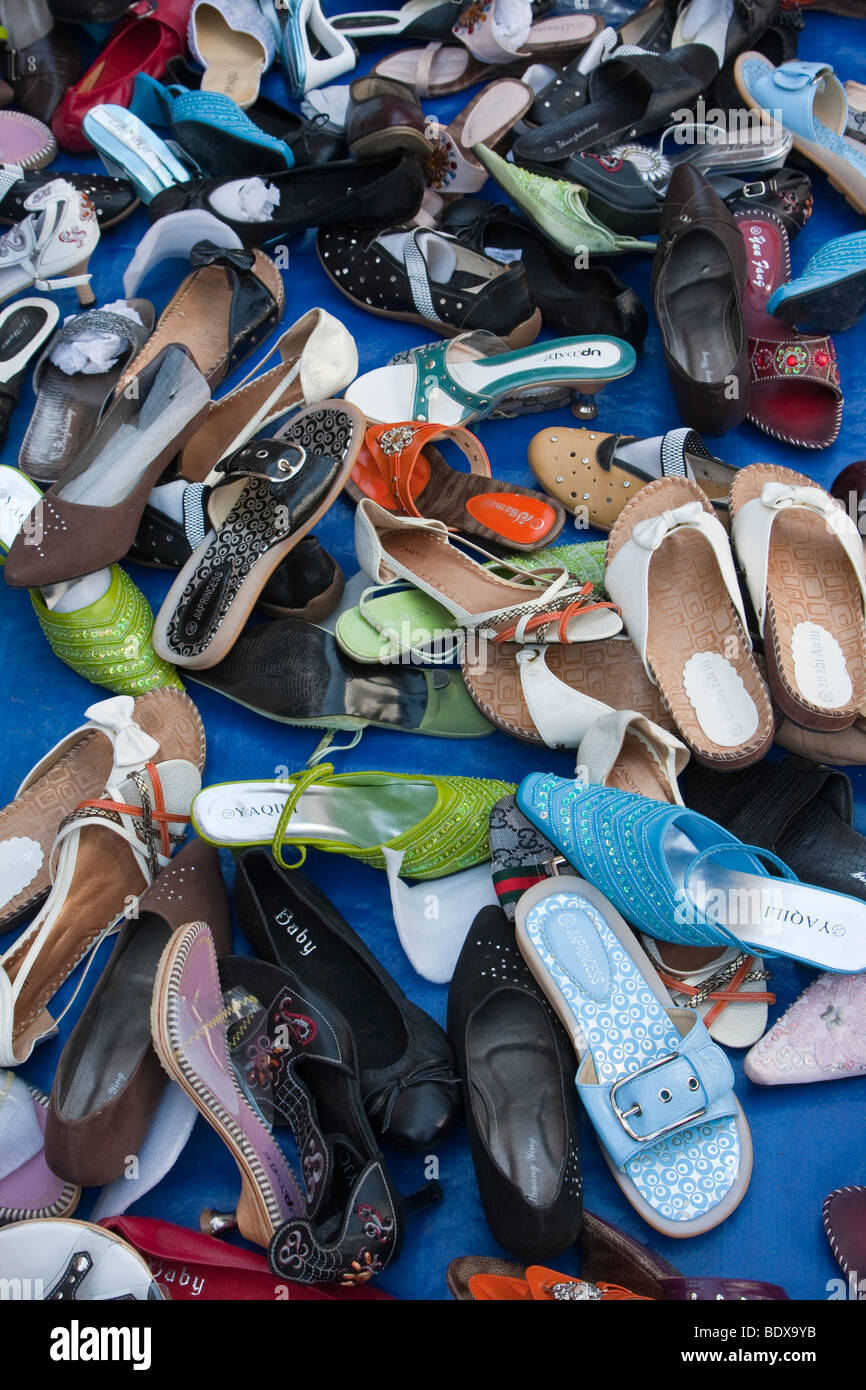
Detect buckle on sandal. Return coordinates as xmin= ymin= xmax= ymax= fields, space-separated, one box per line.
xmin=740 ymin=181 xmax=768 ymax=199
xmin=379 ymin=424 xmax=417 ymax=455
xmin=610 ymin=1053 xmax=706 ymax=1142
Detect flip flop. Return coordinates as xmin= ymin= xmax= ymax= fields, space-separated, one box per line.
xmin=730 ymin=463 xmax=866 ymax=732
xmin=606 ymin=476 xmax=774 ymax=769
xmin=767 ymin=230 xmax=866 ymax=333
xmin=461 ymin=636 xmax=674 ymax=747
xmin=514 ymin=874 xmax=753 ymax=1235
xmin=153 ymin=401 xmax=365 ymax=670
xmin=344 ymin=329 xmax=636 ymax=425
xmin=736 ymin=210 xmax=841 ymax=448
xmin=528 ymin=425 xmax=736 ymax=532
xmin=20 ymin=299 xmax=154 ymax=486
xmin=734 ymin=53 xmax=866 ymax=217
xmin=372 ymin=10 xmax=600 ymax=98
xmin=347 ymin=421 xmax=564 ymax=550
xmin=186 ymin=618 xmax=493 ymax=742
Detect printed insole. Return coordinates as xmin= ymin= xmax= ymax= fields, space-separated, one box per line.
xmin=194 ymin=780 xmax=438 ymax=849
xmin=665 ymin=824 xmax=866 ymax=971
xmin=195 ymin=5 xmax=267 ymax=107
xmin=521 ymin=886 xmax=740 ymax=1223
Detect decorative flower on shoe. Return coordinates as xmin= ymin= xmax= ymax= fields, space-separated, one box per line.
xmin=454 ymin=0 xmax=491 ymax=34
xmin=425 ymin=137 xmax=459 ymax=190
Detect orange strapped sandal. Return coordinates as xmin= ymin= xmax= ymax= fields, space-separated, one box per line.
xmin=346 ymin=420 xmax=566 ymax=551
xmin=468 ymin=1266 xmax=652 ymax=1301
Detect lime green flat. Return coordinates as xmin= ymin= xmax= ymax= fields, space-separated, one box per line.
xmin=474 ymin=146 xmax=656 ymax=258
xmin=31 ymin=565 xmax=183 ymax=696
xmin=336 ymin=541 xmax=610 ymax=664
xmin=192 ymin=762 xmax=515 ymax=879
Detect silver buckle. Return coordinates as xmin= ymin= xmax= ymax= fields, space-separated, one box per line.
xmin=741 ymin=181 xmax=768 ymax=199
xmin=610 ymin=1053 xmax=706 ymax=1143
xmin=379 ymin=424 xmax=417 ymax=455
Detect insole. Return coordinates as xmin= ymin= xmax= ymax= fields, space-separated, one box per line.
xmin=21 ymin=363 xmax=127 ymax=482
xmin=195 ymin=780 xmax=438 ymax=849
xmin=664 ymin=233 xmax=739 ymax=381
xmin=467 ymin=990 xmax=564 ymax=1206
xmin=605 ymin=732 xmax=675 ymax=801
xmin=672 ymin=0 xmax=733 ymax=66
xmin=60 ymin=916 xmax=168 ymax=1117
xmin=196 ymin=7 xmax=265 ymax=107
xmin=522 ymin=887 xmax=739 ymax=1221
xmin=665 ymin=824 xmax=866 ymax=971
xmin=0 ymin=304 xmax=51 ymax=373
xmin=383 ymin=527 xmax=549 ymax=618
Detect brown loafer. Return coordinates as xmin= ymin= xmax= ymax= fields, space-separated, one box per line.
xmin=345 ymin=74 xmax=430 ymax=161
xmin=44 ymin=838 xmax=230 ymax=1189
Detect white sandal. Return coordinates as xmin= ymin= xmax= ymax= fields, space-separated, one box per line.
xmin=0 ymin=179 xmax=99 ymax=309
xmin=274 ymin=0 xmax=357 ymax=98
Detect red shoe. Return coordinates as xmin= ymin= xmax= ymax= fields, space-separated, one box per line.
xmin=51 ymin=0 xmax=193 ymax=153
xmin=98 ymin=1217 xmax=396 ymax=1301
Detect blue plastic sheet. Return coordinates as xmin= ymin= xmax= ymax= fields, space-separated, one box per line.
xmin=2 ymin=5 xmax=864 ymax=1303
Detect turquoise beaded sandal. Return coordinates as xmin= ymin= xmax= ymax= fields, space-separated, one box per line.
xmin=516 ymin=775 xmax=866 ymax=974
xmin=515 ymin=873 xmax=752 ymax=1236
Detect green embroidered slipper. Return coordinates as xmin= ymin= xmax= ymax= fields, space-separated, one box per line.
xmin=192 ymin=762 xmax=515 ymax=879
xmin=31 ymin=565 xmax=183 ymax=696
xmin=335 ymin=540 xmax=610 ymax=664
xmin=474 ymin=145 xmax=656 ymax=258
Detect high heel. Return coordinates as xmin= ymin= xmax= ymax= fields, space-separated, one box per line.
xmin=0 ymin=178 xmax=100 ymax=307
xmin=70 ymin=257 xmax=95 ymax=307
xmin=272 ymin=0 xmax=357 ymax=98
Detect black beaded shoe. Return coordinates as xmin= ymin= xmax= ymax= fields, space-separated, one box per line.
xmin=448 ymin=904 xmax=582 ymax=1262
xmin=0 ymin=165 xmax=138 ymax=228
xmin=234 ymin=850 xmax=462 ymax=1149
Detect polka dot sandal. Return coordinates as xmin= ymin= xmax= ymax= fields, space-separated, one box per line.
xmin=514 ymin=874 xmax=752 ymax=1237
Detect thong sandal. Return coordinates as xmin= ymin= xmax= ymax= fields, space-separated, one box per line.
xmin=20 ymin=299 xmax=155 ymax=486
xmin=605 ymin=476 xmax=774 ymax=769
xmin=186 ymin=617 xmax=492 ymax=744
xmin=355 ymin=497 xmax=623 ymax=646
xmin=371 ymin=8 xmax=601 ymax=98
xmin=191 ymin=762 xmax=515 ymax=878
xmin=152 ymin=402 xmax=365 ymax=670
xmin=348 ymin=420 xmax=564 ymax=550
xmin=736 ymin=210 xmax=841 ymax=448
xmin=730 ymin=463 xmax=866 ymax=732
xmin=514 ymin=873 xmax=752 ymax=1236
xmin=529 ymin=425 xmax=736 ymax=532
xmin=176 ymin=307 xmax=358 ymax=484
xmin=461 ymin=637 xmax=673 ymax=747
xmin=344 ymin=329 xmax=636 ymax=425
xmin=735 ymin=54 xmax=866 ymax=218
xmin=118 ymin=239 xmax=284 ymax=393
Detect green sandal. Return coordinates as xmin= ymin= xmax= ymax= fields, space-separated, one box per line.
xmin=474 ymin=146 xmax=657 ymax=258
xmin=31 ymin=566 xmax=183 ymax=696
xmin=191 ymin=762 xmax=515 ymax=879
xmin=336 ymin=540 xmax=609 ymax=664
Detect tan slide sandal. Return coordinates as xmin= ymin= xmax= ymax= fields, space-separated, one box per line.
xmin=606 ymin=476 xmax=774 ymax=769
xmin=730 ymin=463 xmax=866 ymax=732
xmin=528 ymin=424 xmax=736 ymax=532
xmin=188 ymin=0 xmax=275 ymax=109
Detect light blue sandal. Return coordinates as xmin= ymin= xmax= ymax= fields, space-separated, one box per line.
xmin=82 ymin=106 xmax=192 ymax=205
xmin=734 ymin=53 xmax=866 ymax=217
xmin=515 ymin=874 xmax=751 ymax=1236
xmin=768 ymin=230 xmax=866 ymax=333
xmin=130 ymin=74 xmax=295 ymax=175
xmin=516 ymin=776 xmax=866 ymax=975
xmin=343 ymin=330 xmax=636 ymax=426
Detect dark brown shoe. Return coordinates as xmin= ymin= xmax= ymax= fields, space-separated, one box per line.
xmin=652 ymin=164 xmax=749 ymax=436
xmin=43 ymin=838 xmax=231 ymax=1189
xmin=345 ymin=74 xmax=430 ymax=161
xmin=5 ymin=23 xmax=81 ymax=123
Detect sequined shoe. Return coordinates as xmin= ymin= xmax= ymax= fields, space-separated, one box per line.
xmin=745 ymin=972 xmax=866 ymax=1085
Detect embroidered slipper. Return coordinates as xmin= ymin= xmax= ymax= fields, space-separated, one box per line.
xmin=528 ymin=425 xmax=736 ymax=532
xmin=736 ymin=210 xmax=841 ymax=448
xmin=153 ymin=402 xmax=365 ymax=670
xmin=745 ymin=973 xmax=866 ymax=1085
xmin=606 ymin=476 xmax=774 ymax=769
xmin=515 ymin=874 xmax=752 ymax=1236
xmin=462 ymin=634 xmax=673 ymax=747
xmin=347 ymin=421 xmax=564 ymax=550
xmin=730 ymin=463 xmax=866 ymax=731
xmin=0 ymin=1074 xmax=80 ymax=1224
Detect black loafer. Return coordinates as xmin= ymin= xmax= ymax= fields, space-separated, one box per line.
xmin=234 ymin=850 xmax=462 ymax=1149
xmin=440 ymin=198 xmax=648 ymax=348
xmin=448 ymin=904 xmax=582 ymax=1262
xmin=149 ymin=151 xmax=425 ymax=247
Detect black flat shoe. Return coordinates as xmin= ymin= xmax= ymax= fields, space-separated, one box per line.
xmin=234 ymin=850 xmax=461 ymax=1149
xmin=148 ymin=152 xmax=426 ymax=248
xmin=0 ymin=166 xmax=137 ymax=229
xmin=440 ymin=197 xmax=648 ymax=348
xmin=448 ymin=904 xmax=582 ymax=1262
xmin=164 ymin=56 xmax=347 ymax=167
xmin=680 ymin=754 xmax=866 ymax=905
xmin=218 ymin=952 xmax=420 ymax=1284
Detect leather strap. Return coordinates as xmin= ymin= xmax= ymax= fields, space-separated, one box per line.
xmin=517 ymin=645 xmax=610 ymax=747
xmin=660 ymin=1276 xmax=790 ymax=1301
xmin=362 ymin=420 xmax=490 ymax=518
xmin=749 ymin=334 xmax=840 ymax=393
xmin=212 ymin=440 xmax=307 ymax=495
